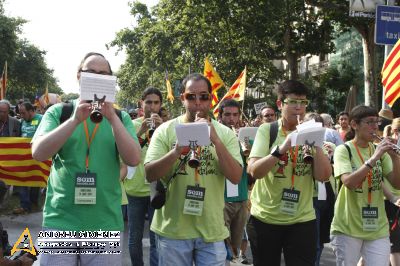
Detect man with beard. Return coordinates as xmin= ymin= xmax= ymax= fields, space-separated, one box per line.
xmin=145 ymin=73 xmax=243 ymax=266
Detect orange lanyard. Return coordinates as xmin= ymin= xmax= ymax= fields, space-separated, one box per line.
xmin=282 ymin=125 xmax=299 ymax=189
xmin=83 ymin=121 xmax=99 ymax=172
xmin=352 ymin=141 xmax=373 ymax=206
xmin=194 ymin=146 xmax=201 ymax=185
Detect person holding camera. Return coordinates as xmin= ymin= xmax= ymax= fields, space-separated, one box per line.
xmin=122 ymin=87 xmax=163 ymax=266
xmin=144 ymin=73 xmax=243 ymax=266
xmin=31 ymin=52 xmax=141 ymax=266
xmin=246 ymin=80 xmax=332 ymax=266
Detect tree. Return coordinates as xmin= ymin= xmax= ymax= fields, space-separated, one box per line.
xmin=60 ymin=93 xmax=79 ymax=102
xmin=307 ymin=0 xmax=399 ymax=107
xmin=6 ymin=40 xmax=62 ymax=102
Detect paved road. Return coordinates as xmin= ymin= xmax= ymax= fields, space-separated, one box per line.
xmin=1 ymin=212 xmax=336 ymax=265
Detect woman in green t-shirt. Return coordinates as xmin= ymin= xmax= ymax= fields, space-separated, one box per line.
xmin=331 ymin=105 xmax=400 ymax=266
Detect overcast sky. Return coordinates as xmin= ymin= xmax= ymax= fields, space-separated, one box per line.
xmin=4 ymin=0 xmax=158 ymax=94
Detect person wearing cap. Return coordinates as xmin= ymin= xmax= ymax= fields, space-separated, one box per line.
xmin=378 ymin=108 xmax=394 ymax=137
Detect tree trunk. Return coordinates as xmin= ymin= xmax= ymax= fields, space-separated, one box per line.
xmin=358 ymin=23 xmax=378 ymax=107
xmin=284 ymin=27 xmax=299 ymax=80
xmin=287 ymin=53 xmax=299 ymax=80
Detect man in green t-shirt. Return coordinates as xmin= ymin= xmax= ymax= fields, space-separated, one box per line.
xmin=123 ymin=87 xmax=163 ymax=266
xmin=218 ymin=99 xmax=249 ymax=263
xmin=13 ymin=101 xmax=43 ymax=215
xmin=31 ymin=52 xmax=141 ymax=266
xmin=247 ymin=80 xmax=332 ymax=266
xmin=144 ymin=73 xmax=243 ymax=266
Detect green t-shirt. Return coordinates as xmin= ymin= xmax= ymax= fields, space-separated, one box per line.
xmin=224 ymin=152 xmax=248 ymax=202
xmin=331 ymin=141 xmax=392 ymax=240
xmin=32 ymin=100 xmax=137 ymax=231
xmin=21 ymin=113 xmax=42 ymax=137
xmin=248 ymin=120 xmax=316 ymax=225
xmin=145 ymin=116 xmax=242 ymax=242
xmin=123 ymin=117 xmax=150 ymax=197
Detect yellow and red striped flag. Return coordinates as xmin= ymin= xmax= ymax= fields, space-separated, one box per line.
xmin=0 ymin=137 xmax=51 ymax=187
xmin=382 ymin=38 xmax=400 ymax=107
xmin=213 ymin=67 xmax=247 ymax=118
xmin=0 ymin=61 xmax=7 ymax=100
xmin=204 ymin=57 xmax=224 ymax=108
xmin=165 ymin=70 xmax=174 ymax=104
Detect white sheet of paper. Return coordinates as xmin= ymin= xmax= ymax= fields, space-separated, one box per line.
xmin=175 ymin=122 xmax=210 ymax=146
xmin=126 ymin=166 xmax=137 ymax=180
xmin=318 ymin=181 xmax=327 ymax=200
xmin=291 ymin=119 xmax=326 ymax=147
xmin=79 ymin=72 xmax=117 ymax=103
xmin=226 ymin=179 xmax=239 ymax=197
xmin=238 ymin=127 xmax=258 ymax=143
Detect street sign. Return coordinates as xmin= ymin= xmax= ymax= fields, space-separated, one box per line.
xmin=375 ymin=5 xmax=400 ymax=45
xmin=254 ymin=102 xmax=267 ymax=115
xmin=350 ymin=0 xmax=385 ymax=18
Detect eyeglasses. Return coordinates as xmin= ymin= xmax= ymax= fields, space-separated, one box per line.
xmin=361 ymin=119 xmax=381 ymax=126
xmin=80 ymin=69 xmax=112 ymax=75
xmin=283 ymin=98 xmax=309 ymax=107
xmin=183 ymin=93 xmax=211 ymax=101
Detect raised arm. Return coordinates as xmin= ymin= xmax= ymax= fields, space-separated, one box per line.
xmin=32 ymin=101 xmax=91 ymax=161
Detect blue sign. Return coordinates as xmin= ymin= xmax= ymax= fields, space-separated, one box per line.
xmin=375 ymin=5 xmax=400 ymax=45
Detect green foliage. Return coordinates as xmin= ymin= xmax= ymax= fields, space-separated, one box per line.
xmin=60 ymin=93 xmax=79 ymax=102
xmin=301 ymin=62 xmax=363 ymax=118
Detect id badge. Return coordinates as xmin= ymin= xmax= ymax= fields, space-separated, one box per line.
xmin=183 ymin=185 xmax=205 ymax=216
xmin=75 ymin=172 xmax=97 ymax=204
xmin=362 ymin=207 xmax=378 ymax=231
xmin=280 ymin=188 xmax=300 ymax=215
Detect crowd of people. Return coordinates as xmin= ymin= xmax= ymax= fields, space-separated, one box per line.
xmin=1 ymin=52 xmax=400 ymax=266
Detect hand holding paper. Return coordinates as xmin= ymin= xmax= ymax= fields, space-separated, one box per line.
xmin=175 ymin=122 xmax=210 ymax=147
xmin=290 ymin=119 xmax=326 ymax=148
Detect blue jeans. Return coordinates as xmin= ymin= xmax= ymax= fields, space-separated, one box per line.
xmin=156 ymin=234 xmax=226 ymax=266
xmin=127 ymin=195 xmax=157 ymax=266
xmin=18 ymin=186 xmax=39 ymax=211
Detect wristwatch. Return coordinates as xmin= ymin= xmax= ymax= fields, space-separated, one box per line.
xmin=270 ymin=145 xmax=283 ymax=158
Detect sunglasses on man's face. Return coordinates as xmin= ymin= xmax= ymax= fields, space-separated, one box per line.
xmin=182 ymin=93 xmax=211 ymax=101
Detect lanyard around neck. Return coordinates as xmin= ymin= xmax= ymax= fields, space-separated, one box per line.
xmin=83 ymin=121 xmax=100 ymax=172
xmin=352 ymin=140 xmax=373 ymax=207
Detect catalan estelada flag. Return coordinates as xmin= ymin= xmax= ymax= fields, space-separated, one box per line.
xmin=0 ymin=137 xmax=51 ymax=187
xmin=213 ymin=67 xmax=247 ymax=118
xmin=204 ymin=57 xmax=224 ymax=108
xmin=382 ymin=38 xmax=400 ymax=107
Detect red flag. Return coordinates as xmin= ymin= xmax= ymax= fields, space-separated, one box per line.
xmin=0 ymin=61 xmax=7 ymax=100
xmin=382 ymin=38 xmax=400 ymax=107
xmin=0 ymin=137 xmax=51 ymax=187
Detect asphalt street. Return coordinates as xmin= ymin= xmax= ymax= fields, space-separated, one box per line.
xmin=1 ymin=212 xmax=336 ymax=265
